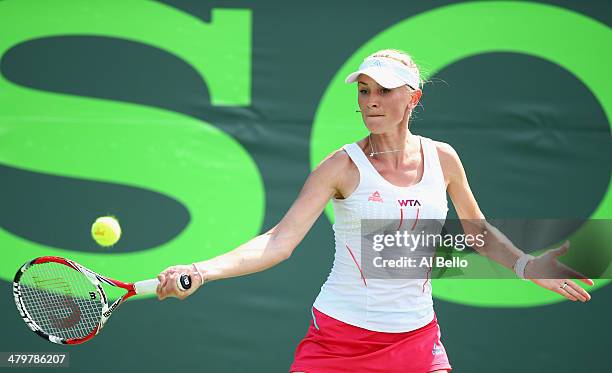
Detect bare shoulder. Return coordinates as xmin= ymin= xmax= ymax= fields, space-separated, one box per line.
xmin=432 ymin=140 xmax=464 ymax=183
xmin=433 ymin=140 xmax=459 ymax=161
xmin=314 ymin=146 xmax=358 ymax=199
xmin=315 ymin=147 xmax=353 ymax=174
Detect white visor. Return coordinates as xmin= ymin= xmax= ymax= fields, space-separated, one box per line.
xmin=345 ymin=57 xmax=420 ymax=90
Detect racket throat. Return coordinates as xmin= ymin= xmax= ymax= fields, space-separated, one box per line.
xmin=100 ymin=293 xmax=132 ymax=327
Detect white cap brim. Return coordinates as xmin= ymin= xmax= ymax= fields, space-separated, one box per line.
xmin=344 ymin=57 xmax=420 ymax=90
xmin=345 ymin=67 xmax=407 ymax=89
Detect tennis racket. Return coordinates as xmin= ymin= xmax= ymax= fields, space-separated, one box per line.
xmin=13 ymin=256 xmax=192 ymax=345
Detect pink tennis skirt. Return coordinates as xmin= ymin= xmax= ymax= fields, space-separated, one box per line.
xmin=289 ymin=307 xmax=452 ymax=373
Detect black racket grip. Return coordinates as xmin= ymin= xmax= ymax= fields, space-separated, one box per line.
xmin=177 ymin=273 xmax=192 ymax=291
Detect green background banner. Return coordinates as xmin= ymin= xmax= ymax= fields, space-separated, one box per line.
xmin=0 ymin=0 xmax=610 ymax=371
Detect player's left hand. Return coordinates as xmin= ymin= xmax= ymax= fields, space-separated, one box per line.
xmin=524 ymin=240 xmax=594 ymax=302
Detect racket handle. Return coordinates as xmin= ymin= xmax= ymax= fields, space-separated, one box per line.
xmin=134 ymin=274 xmax=192 ymax=296
xmin=177 ymin=273 xmax=192 ymax=291
xmin=134 ymin=279 xmax=160 ymax=295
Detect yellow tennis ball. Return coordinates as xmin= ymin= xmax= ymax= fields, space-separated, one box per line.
xmin=91 ymin=216 xmax=122 ymax=247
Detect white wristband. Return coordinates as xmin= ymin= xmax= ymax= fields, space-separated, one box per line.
xmin=192 ymin=263 xmax=205 ymax=286
xmin=513 ymin=254 xmax=534 ymax=280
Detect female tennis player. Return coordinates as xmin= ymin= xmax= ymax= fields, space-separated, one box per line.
xmin=156 ymin=49 xmax=593 ymax=373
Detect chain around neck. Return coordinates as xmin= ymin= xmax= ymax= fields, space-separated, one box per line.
xmin=368 ymin=133 xmax=409 ymax=157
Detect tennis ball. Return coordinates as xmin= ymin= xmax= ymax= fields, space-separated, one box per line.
xmin=91 ymin=216 xmax=122 ymax=247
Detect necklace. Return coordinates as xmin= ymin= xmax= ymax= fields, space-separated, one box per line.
xmin=368 ymin=134 xmax=406 ymax=157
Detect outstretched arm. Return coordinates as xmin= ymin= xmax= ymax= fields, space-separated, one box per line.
xmin=156 ymin=150 xmax=348 ymax=300
xmin=438 ymin=142 xmax=593 ymax=302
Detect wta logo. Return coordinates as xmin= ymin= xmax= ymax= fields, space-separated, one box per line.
xmin=397 ymin=199 xmax=421 ymax=207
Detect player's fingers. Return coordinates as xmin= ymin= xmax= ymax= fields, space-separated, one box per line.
xmin=566 ymin=281 xmax=591 ymax=302
xmin=167 ymin=273 xmax=182 ymax=297
xmin=158 ymin=267 xmax=197 ymax=300
xmin=550 ymin=281 xmax=577 ymax=302
xmin=579 ymin=277 xmax=595 ymax=286
xmin=156 ymin=273 xmax=166 ymax=300
xmin=558 ymin=287 xmax=577 ymax=301
xmin=555 ymin=281 xmax=578 ymax=301
xmin=160 ymin=272 xmax=178 ymax=299
xmin=561 ymin=284 xmax=583 ymax=302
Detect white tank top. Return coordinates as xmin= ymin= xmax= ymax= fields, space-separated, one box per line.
xmin=313 ymin=135 xmax=449 ymax=333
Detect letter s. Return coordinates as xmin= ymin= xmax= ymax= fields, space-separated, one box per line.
xmin=0 ymin=1 xmax=264 ymax=283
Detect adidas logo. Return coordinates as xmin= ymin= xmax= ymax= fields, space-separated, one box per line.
xmin=368 ymin=191 xmax=383 ymax=203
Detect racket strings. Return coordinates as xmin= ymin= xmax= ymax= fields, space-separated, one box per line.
xmin=18 ymin=262 xmax=103 ymax=340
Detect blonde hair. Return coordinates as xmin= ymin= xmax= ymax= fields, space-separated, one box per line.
xmin=367 ymin=49 xmax=422 ymax=90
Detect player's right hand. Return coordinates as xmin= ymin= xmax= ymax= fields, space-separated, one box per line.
xmin=156 ymin=264 xmax=203 ymax=301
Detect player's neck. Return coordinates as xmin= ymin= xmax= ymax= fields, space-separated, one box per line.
xmin=369 ymin=130 xmax=418 ymax=167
